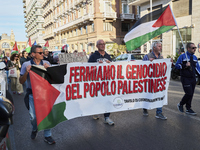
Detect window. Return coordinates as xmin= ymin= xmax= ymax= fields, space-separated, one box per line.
xmin=85 ymin=26 xmax=88 ymax=34
xmin=76 ymin=29 xmax=78 ymax=36
xmin=103 ymin=22 xmax=113 ymax=31
xmin=121 ymin=54 xmax=128 ymax=60
xmin=173 ymin=28 xmax=191 ymax=54
xmin=80 ymin=27 xmax=83 ymax=34
xmin=122 ymin=3 xmax=129 ymax=14
xmin=91 ymin=23 xmax=94 ymax=32
xmin=122 ymin=23 xmax=130 ymax=32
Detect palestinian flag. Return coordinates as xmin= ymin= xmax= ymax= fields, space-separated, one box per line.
xmin=124 ymin=5 xmax=176 ymax=51
xmin=25 ymin=38 xmax=32 ymax=53
xmin=29 ymin=65 xmax=67 ymax=131
xmin=11 ymin=41 xmax=19 ymax=55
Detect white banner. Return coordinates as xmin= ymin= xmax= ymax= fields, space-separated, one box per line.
xmin=52 ymin=58 xmax=171 ymax=120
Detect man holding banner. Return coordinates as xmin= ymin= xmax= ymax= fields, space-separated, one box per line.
xmin=142 ymin=41 xmax=167 ymax=120
xmin=19 ymin=45 xmax=56 ymax=145
xmin=88 ymin=39 xmax=114 ymax=125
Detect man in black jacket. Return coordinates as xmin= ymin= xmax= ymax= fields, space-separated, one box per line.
xmin=88 ymin=39 xmax=114 ymax=125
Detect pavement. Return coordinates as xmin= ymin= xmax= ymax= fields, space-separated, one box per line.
xmin=8 ymin=80 xmax=200 ymax=150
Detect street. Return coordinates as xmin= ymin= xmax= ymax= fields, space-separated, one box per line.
xmin=9 ymin=79 xmax=200 ymax=150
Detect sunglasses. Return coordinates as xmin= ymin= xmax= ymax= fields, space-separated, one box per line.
xmin=35 ymin=52 xmax=43 ymax=55
xmin=191 ymin=47 xmax=197 ymax=49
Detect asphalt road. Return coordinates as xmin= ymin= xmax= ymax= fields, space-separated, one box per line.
xmin=9 ymin=79 xmax=200 ymax=150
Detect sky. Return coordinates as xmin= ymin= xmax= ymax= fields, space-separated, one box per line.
xmin=0 ymin=0 xmax=27 ymax=42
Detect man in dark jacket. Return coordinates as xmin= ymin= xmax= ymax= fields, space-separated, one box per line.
xmin=88 ymin=39 xmax=114 ymax=125
xmin=176 ymin=42 xmax=200 ymax=115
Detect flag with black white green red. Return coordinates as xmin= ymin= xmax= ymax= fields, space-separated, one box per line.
xmin=124 ymin=4 xmax=176 ymax=51
xmin=25 ymin=38 xmax=32 ymax=53
xmin=11 ymin=41 xmax=19 ymax=55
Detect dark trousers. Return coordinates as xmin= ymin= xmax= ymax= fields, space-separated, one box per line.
xmin=104 ymin=113 xmax=110 ymax=118
xmin=180 ymin=77 xmax=196 ymax=109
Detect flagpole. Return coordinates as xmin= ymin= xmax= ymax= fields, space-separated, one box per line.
xmin=150 ymin=0 xmax=153 ymax=49
xmin=169 ymin=5 xmax=188 ymax=61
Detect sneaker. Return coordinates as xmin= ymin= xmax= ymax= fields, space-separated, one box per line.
xmin=13 ymin=91 xmax=16 ymax=94
xmin=155 ymin=113 xmax=167 ymax=120
xmin=143 ymin=109 xmax=149 ymax=116
xmin=17 ymin=92 xmax=22 ymax=95
xmin=31 ymin=130 xmax=38 ymax=139
xmin=44 ymin=136 xmax=56 ymax=145
xmin=186 ymin=109 xmax=197 ymax=116
xmin=93 ymin=115 xmax=100 ymax=120
xmin=104 ymin=117 xmax=114 ymax=125
xmin=177 ymin=103 xmax=184 ymax=113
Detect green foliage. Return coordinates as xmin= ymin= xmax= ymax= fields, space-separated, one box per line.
xmin=106 ymin=43 xmax=126 ymax=57
xmin=167 ymin=53 xmax=181 ymax=62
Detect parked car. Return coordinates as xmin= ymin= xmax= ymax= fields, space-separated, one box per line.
xmin=113 ymin=53 xmax=145 ymax=62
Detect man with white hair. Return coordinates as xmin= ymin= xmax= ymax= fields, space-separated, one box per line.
xmin=88 ymin=39 xmax=114 ymax=125
xmin=142 ymin=41 xmax=167 ymax=120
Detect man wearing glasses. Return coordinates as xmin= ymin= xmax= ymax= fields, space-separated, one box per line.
xmin=88 ymin=39 xmax=114 ymax=125
xmin=19 ymin=45 xmax=55 ymax=145
xmin=176 ymin=42 xmax=200 ymax=115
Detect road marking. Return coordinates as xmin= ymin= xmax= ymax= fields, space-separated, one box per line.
xmin=163 ymin=107 xmax=200 ymax=122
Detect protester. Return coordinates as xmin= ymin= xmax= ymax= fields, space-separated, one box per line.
xmin=176 ymin=42 xmax=200 ymax=115
xmin=8 ymin=53 xmax=23 ymax=95
xmin=142 ymin=41 xmax=167 ymax=120
xmin=20 ymin=51 xmax=29 ymax=66
xmin=6 ymin=52 xmax=10 ymax=60
xmin=19 ymin=52 xmax=22 ymax=58
xmin=3 ymin=56 xmax=10 ymax=84
xmin=88 ymin=39 xmax=114 ymax=125
xmin=27 ymin=53 xmax=32 ymax=61
xmin=43 ymin=47 xmax=56 ymax=64
xmin=19 ymin=45 xmax=55 ymax=145
xmin=43 ymin=47 xmax=49 ymax=61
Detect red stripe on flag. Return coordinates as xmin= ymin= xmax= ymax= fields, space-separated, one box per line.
xmin=29 ymin=70 xmax=60 ymax=126
xmin=152 ymin=5 xmax=176 ymax=27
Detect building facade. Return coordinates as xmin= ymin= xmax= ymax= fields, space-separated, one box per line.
xmin=129 ymin=0 xmax=200 ymax=58
xmin=23 ymin=0 xmax=46 ymax=45
xmin=0 ymin=30 xmax=26 ymax=55
xmin=41 ymin=0 xmax=137 ymax=53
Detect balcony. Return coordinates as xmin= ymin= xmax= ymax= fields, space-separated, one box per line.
xmin=120 ymin=13 xmax=135 ymax=21
xmin=103 ymin=12 xmax=117 ymax=20
xmin=23 ymin=0 xmax=25 ymax=3
xmin=43 ymin=33 xmax=54 ymax=40
xmin=24 ymin=9 xmax=26 ymax=13
xmin=128 ymin=0 xmax=149 ymax=6
xmin=53 ymin=14 xmax=94 ymax=33
xmin=23 ymin=3 xmax=26 ymax=8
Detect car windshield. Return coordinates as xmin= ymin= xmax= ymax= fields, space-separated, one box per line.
xmin=131 ymin=54 xmax=145 ymax=60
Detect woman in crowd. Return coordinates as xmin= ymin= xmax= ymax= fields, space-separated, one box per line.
xmin=8 ymin=53 xmax=23 ymax=95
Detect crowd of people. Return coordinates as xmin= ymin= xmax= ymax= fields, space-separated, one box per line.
xmin=1 ymin=40 xmax=200 ymax=145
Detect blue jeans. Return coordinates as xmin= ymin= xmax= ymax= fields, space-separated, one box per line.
xmin=156 ymin=107 xmax=162 ymax=114
xmin=6 ymin=70 xmax=10 ymax=84
xmin=29 ymin=94 xmax=51 ymax=137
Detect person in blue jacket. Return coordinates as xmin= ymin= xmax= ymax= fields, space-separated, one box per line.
xmin=176 ymin=42 xmax=200 ymax=115
xmin=88 ymin=39 xmax=114 ymax=125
